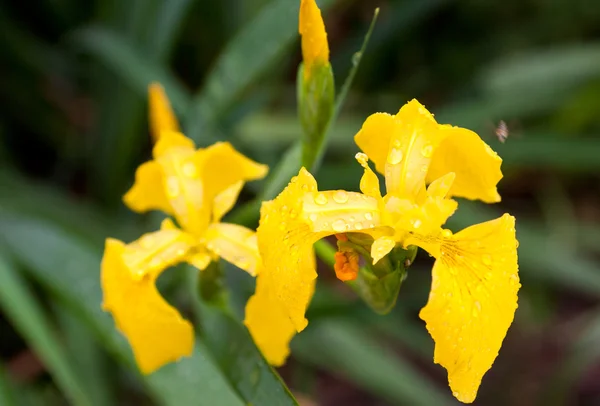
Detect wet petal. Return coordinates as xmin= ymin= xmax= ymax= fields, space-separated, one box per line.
xmin=419 ymin=214 xmax=520 ymax=403
xmin=302 ymin=190 xmax=381 ymax=234
xmin=257 ymin=168 xmax=323 ymax=332
xmin=212 ymin=181 xmax=244 ymax=223
xmin=123 ymin=161 xmax=173 ymax=215
xmin=101 ymin=238 xmax=194 ymax=374
xmin=427 ymin=172 xmax=456 ymax=199
xmin=371 ymin=236 xmax=395 ymax=264
xmin=148 ymin=83 xmax=179 ymax=142
xmin=299 ymin=0 xmax=329 ymax=78
xmin=197 ymin=142 xmax=268 ymax=204
xmin=244 ymin=272 xmax=300 ymax=366
xmin=203 ymin=223 xmax=261 ymax=276
xmin=427 ymin=126 xmax=502 ymax=203
xmin=354 ymin=113 xmax=396 ymax=174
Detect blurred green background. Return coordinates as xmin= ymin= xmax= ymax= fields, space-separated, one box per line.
xmin=1 ymin=0 xmax=600 ymax=405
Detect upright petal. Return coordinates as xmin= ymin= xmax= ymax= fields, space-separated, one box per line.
xmin=148 ymin=83 xmax=180 ymax=142
xmin=355 ymin=152 xmax=382 ymax=199
xmin=101 ymin=238 xmax=194 ymax=374
xmin=427 ymin=126 xmax=502 ymax=203
xmin=299 ymin=0 xmax=329 ymax=78
xmin=212 ymin=181 xmax=244 ymax=223
xmin=354 ymin=113 xmax=396 ymax=174
xmin=244 ymin=272 xmax=300 ymax=366
xmin=123 ymin=161 xmax=173 ymax=215
xmin=419 ymin=214 xmax=520 ymax=403
xmin=203 ymin=223 xmax=262 ymax=277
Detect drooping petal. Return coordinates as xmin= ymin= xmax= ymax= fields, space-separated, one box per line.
xmin=148 ymin=83 xmax=180 ymax=142
xmin=257 ymin=168 xmax=322 ymax=332
xmin=123 ymin=161 xmax=173 ymax=215
xmin=203 ymin=223 xmax=262 ymax=277
xmin=101 ymin=238 xmax=194 ymax=374
xmin=418 ymin=214 xmax=520 ymax=403
xmin=354 ymin=113 xmax=396 ymax=175
xmin=384 ymin=100 xmax=447 ymax=199
xmin=244 ymin=272 xmax=300 ymax=366
xmin=299 ymin=0 xmax=329 ymax=78
xmin=427 ymin=126 xmax=502 ymax=203
xmin=212 ymin=180 xmax=244 ymax=222
xmin=197 ymin=142 xmax=268 ymax=205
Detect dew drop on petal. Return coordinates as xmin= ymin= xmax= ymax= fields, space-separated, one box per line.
xmin=387 ymin=148 xmax=403 ymax=165
xmin=441 ymin=229 xmax=452 ymax=238
xmin=332 ymin=219 xmax=346 ymax=232
xmin=309 ymin=213 xmax=318 ymax=222
xmin=421 ymin=144 xmax=433 ymax=158
xmin=182 ymin=162 xmax=197 ymax=178
xmin=364 ymin=212 xmax=373 ymax=221
xmin=166 ymin=177 xmax=180 ymax=197
xmin=333 ymin=190 xmax=349 ymax=204
xmin=392 ymin=139 xmax=401 ymax=148
xmin=482 ymin=254 xmax=492 ymax=266
xmin=412 ymin=218 xmax=422 ymax=229
xmin=315 ymin=193 xmax=328 ymax=205
xmin=354 ymin=222 xmax=363 ymax=230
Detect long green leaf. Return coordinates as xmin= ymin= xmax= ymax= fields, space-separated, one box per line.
xmin=0 ymin=210 xmax=245 ymax=406
xmin=292 ymin=320 xmax=454 ymax=405
xmin=184 ymin=0 xmax=335 ymax=141
xmin=0 ymin=253 xmax=94 ymax=406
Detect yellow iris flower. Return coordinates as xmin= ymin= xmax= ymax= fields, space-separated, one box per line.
xmin=245 ymin=99 xmax=520 ymax=403
xmin=101 ymin=83 xmax=268 ymax=374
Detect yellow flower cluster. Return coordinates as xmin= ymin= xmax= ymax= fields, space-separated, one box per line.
xmin=100 ymin=1 xmax=520 ymax=403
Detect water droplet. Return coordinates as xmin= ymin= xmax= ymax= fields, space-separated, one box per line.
xmin=482 ymin=254 xmax=492 ymax=266
xmin=421 ymin=144 xmax=433 ymax=158
xmin=348 ymin=216 xmax=355 ymax=222
xmin=301 ymin=184 xmax=309 ymax=191
xmin=485 ymin=271 xmax=493 ymax=280
xmin=354 ymin=222 xmax=363 ymax=230
xmin=332 ymin=219 xmax=346 ymax=232
xmin=166 ymin=177 xmax=180 ymax=197
xmin=412 ymin=218 xmax=422 ymax=228
xmin=140 ymin=235 xmax=154 ymax=249
xmin=289 ymin=209 xmax=298 ymax=218
xmin=515 ymin=240 xmax=520 ymax=248
xmin=441 ymin=229 xmax=452 ymax=238
xmin=364 ymin=212 xmax=373 ymax=221
xmin=314 ymin=193 xmax=328 ymax=205
xmin=333 ymin=190 xmax=349 ymax=204
xmin=279 ymin=222 xmax=287 ymax=231
xmin=421 ymin=164 xmax=428 ymax=173
xmin=182 ymin=162 xmax=197 ymax=177
xmin=475 ymin=301 xmax=482 ymax=311
xmin=309 ymin=213 xmax=318 ymax=222
xmin=387 ymin=148 xmax=403 ymax=165
xmin=392 ymin=139 xmax=401 ymax=148
xmin=351 ymin=52 xmax=362 ymax=66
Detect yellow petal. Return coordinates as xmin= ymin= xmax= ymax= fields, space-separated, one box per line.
xmin=302 ymin=190 xmax=381 ymax=233
xmin=244 ymin=272 xmax=300 ymax=366
xmin=186 ymin=249 xmax=213 ymax=271
xmin=371 ymin=236 xmax=395 ymax=264
xmin=212 ymin=180 xmax=244 ymax=223
xmin=155 ymin=137 xmax=208 ymax=235
xmin=427 ymin=126 xmax=502 ymax=203
xmin=203 ymin=223 xmax=262 ymax=277
xmin=419 ymin=214 xmax=520 ymax=403
xmin=121 ymin=220 xmax=196 ymax=280
xmin=197 ymin=142 xmax=268 ymax=205
xmin=257 ymin=168 xmax=322 ymax=332
xmin=384 ymin=100 xmax=447 ymax=198
xmin=355 ymin=152 xmax=382 ymax=199
xmin=299 ymin=0 xmax=329 ymax=78
xmin=123 ymin=161 xmax=173 ymax=215
xmin=354 ymin=113 xmax=396 ymax=175
xmin=426 ymin=172 xmax=456 ymax=199
xmin=148 ymin=83 xmax=180 ymax=142
xmin=101 ymin=238 xmax=194 ymax=374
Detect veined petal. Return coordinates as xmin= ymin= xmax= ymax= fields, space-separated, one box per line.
xmin=244 ymin=272 xmax=299 ymax=366
xmin=354 ymin=113 xmax=396 ymax=175
xmin=203 ymin=223 xmax=261 ymax=277
xmin=123 ymin=161 xmax=173 ymax=215
xmin=302 ymin=190 xmax=381 ymax=233
xmin=355 ymin=152 xmax=382 ymax=199
xmin=212 ymin=181 xmax=244 ymax=223
xmin=427 ymin=126 xmax=502 ymax=203
xmin=148 ymin=83 xmax=179 ymax=142
xmin=121 ymin=219 xmax=196 ymax=281
xmin=384 ymin=100 xmax=447 ymax=199
xmin=257 ymin=168 xmax=322 ymax=332
xmin=419 ymin=214 xmax=520 ymax=403
xmin=197 ymin=142 xmax=268 ymax=205
xmin=101 ymin=238 xmax=194 ymax=374
xmin=299 ymin=0 xmax=329 ymax=78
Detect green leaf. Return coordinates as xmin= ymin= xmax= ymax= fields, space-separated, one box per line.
xmin=192 ymin=264 xmax=298 ymax=405
xmin=0 ymin=363 xmax=18 ymax=406
xmin=0 ymin=210 xmax=245 ymax=406
xmin=184 ymin=0 xmax=335 ymax=141
xmin=292 ymin=320 xmax=454 ymax=405
xmin=0 ymin=252 xmax=94 ymax=406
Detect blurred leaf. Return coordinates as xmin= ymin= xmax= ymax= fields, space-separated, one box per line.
xmin=0 ymin=210 xmax=245 ymax=406
xmin=73 ymin=26 xmax=190 ymax=112
xmin=152 ymin=0 xmax=197 ymax=61
xmin=292 ymin=319 xmax=455 ymax=405
xmin=0 ymin=363 xmax=17 ymax=406
xmin=184 ymin=0 xmax=335 ymax=141
xmin=0 ymin=252 xmax=94 ymax=406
